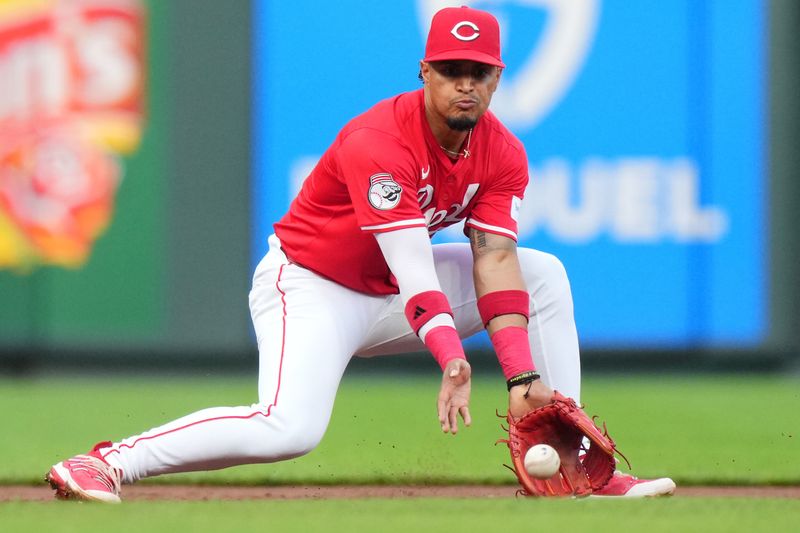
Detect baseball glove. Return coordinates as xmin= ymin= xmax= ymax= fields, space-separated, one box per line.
xmin=502 ymin=391 xmax=619 ymax=497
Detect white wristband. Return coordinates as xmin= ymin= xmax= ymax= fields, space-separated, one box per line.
xmin=418 ymin=313 xmax=456 ymax=343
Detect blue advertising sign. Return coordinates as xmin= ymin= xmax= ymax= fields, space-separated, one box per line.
xmin=252 ymin=0 xmax=765 ymax=348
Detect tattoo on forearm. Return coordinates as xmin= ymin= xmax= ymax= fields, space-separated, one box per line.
xmin=470 ymin=228 xmax=516 ymax=258
xmin=471 ymin=230 xmax=487 ymax=251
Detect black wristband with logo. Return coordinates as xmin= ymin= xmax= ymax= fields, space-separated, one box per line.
xmin=506 ymin=370 xmax=541 ymax=391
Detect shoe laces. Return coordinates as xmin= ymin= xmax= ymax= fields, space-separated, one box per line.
xmin=68 ymin=454 xmax=122 ymax=494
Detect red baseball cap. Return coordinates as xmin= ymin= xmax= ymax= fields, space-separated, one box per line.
xmin=423 ymin=6 xmax=505 ymax=68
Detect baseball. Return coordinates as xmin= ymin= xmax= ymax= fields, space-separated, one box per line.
xmin=524 ymin=444 xmax=561 ymax=479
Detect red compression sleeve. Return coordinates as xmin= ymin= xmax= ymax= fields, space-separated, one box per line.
xmin=477 ymin=289 xmax=530 ymax=327
xmin=490 ymin=326 xmax=535 ymax=380
xmin=424 ymin=326 xmax=466 ymax=370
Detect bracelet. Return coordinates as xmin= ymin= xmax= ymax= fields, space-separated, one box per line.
xmin=506 ymin=370 xmax=540 ymax=391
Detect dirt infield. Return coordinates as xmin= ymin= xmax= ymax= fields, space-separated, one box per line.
xmin=2 ymin=484 xmax=800 ymax=501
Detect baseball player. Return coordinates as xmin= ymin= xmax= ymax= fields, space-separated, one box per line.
xmin=47 ymin=6 xmax=675 ymax=502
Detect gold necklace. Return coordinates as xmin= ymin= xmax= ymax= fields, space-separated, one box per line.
xmin=439 ymin=129 xmax=473 ymax=159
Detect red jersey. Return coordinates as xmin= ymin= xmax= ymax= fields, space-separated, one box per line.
xmin=274 ymin=89 xmax=528 ymax=295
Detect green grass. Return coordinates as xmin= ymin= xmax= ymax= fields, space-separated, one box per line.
xmin=2 ymin=373 xmax=798 ymax=486
xmin=2 ymin=498 xmax=800 ymax=532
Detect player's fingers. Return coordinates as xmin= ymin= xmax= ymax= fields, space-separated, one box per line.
xmin=460 ymin=405 xmax=472 ymax=427
xmin=449 ymin=405 xmax=459 ymax=435
xmin=438 ymin=398 xmax=450 ymax=433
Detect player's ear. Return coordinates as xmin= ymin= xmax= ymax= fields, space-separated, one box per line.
xmin=489 ymin=66 xmax=503 ymax=94
xmin=419 ymin=61 xmax=431 ymax=84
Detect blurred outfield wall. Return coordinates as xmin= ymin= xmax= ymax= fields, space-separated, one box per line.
xmin=0 ymin=0 xmax=253 ymax=367
xmin=0 ymin=0 xmax=798 ymax=371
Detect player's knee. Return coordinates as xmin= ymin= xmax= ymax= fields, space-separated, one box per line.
xmin=283 ymin=426 xmax=325 ymax=456
xmin=267 ymin=415 xmax=328 ymax=458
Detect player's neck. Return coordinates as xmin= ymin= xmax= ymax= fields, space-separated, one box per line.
xmin=424 ymin=107 xmax=470 ymax=155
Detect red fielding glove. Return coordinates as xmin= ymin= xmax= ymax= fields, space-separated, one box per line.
xmin=503 ymin=392 xmax=619 ymax=497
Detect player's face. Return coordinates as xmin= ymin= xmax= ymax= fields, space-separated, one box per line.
xmin=421 ymin=60 xmax=502 ymax=131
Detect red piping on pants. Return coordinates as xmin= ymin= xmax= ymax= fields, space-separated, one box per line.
xmin=103 ymin=263 xmax=290 ymax=460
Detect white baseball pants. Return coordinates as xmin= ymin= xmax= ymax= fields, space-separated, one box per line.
xmin=101 ymin=234 xmax=581 ymax=483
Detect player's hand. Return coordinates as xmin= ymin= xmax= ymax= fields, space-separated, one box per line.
xmin=437 ymin=358 xmax=472 ymax=434
xmin=508 ymin=379 xmax=554 ymax=419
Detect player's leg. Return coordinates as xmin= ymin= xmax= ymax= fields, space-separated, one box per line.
xmin=514 ymin=247 xmax=581 ymax=402
xmin=49 ymin=235 xmax=382 ymax=495
xmin=356 ymin=243 xmax=581 ymax=401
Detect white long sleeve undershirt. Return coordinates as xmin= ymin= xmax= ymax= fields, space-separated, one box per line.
xmin=374 ymin=227 xmax=457 ymax=341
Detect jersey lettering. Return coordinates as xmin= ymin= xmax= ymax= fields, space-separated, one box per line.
xmin=422 ymin=183 xmax=480 ymax=232
xmin=417 ymin=184 xmax=434 ymax=210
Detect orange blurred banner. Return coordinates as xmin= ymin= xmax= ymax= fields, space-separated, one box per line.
xmin=0 ymin=0 xmax=145 ymax=270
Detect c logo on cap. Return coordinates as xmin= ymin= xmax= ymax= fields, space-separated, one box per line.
xmin=451 ymin=21 xmax=479 ymax=41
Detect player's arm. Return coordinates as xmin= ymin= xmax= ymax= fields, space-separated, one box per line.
xmin=375 ymin=227 xmax=471 ymax=435
xmin=468 ymin=227 xmax=554 ymax=417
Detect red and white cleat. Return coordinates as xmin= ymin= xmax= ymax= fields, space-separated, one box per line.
xmin=593 ymin=471 xmax=676 ymax=497
xmin=46 ymin=442 xmax=122 ymax=503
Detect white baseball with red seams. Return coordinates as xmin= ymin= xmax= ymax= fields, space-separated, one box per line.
xmin=524 ymin=444 xmax=561 ymax=479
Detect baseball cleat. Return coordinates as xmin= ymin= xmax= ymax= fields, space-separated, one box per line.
xmin=592 ymin=471 xmax=676 ymax=497
xmin=46 ymin=442 xmax=122 ymax=503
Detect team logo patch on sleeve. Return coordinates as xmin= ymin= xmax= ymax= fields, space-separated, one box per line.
xmin=368 ymin=173 xmax=403 ymax=210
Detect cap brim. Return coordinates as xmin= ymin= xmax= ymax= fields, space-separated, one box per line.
xmin=423 ymin=50 xmax=505 ymax=68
